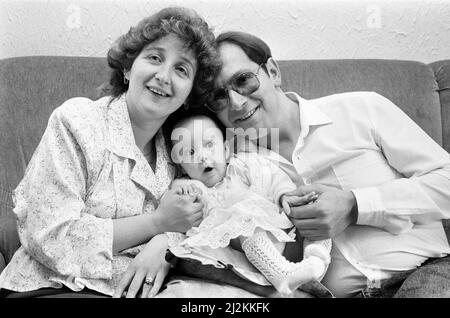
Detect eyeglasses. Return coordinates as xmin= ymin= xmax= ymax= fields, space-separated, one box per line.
xmin=206 ymin=64 xmax=264 ymax=113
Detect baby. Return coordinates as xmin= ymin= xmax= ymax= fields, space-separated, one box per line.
xmin=169 ymin=113 xmax=332 ymax=296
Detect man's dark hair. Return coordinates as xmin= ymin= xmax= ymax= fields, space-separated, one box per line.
xmin=216 ymin=31 xmax=272 ymax=73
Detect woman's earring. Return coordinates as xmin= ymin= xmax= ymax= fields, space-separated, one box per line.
xmin=124 ymin=76 xmax=129 ymax=85
xmin=183 ymin=103 xmax=189 ymax=110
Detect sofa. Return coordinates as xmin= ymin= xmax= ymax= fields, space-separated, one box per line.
xmin=1 ymin=56 xmax=449 ymax=296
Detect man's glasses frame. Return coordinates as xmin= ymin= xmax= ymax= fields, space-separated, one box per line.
xmin=205 ymin=63 xmax=265 ymax=113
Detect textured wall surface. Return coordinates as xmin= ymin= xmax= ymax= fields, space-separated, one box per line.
xmin=0 ymin=0 xmax=449 ymax=62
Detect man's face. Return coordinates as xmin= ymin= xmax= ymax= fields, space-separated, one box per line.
xmin=213 ymin=43 xmax=281 ymax=135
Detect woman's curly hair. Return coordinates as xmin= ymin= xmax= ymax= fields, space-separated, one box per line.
xmin=106 ymin=7 xmax=219 ymax=108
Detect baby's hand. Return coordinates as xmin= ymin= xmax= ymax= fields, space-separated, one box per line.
xmin=170 ymin=179 xmax=203 ymax=197
xmin=177 ymin=183 xmax=203 ymax=197
xmin=281 ymin=191 xmax=319 ymax=216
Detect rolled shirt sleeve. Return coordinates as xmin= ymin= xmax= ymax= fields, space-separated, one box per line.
xmin=352 ymin=93 xmax=450 ymax=234
xmin=13 ymin=105 xmax=114 ymax=279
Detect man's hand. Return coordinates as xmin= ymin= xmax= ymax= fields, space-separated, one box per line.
xmin=281 ymin=191 xmax=318 ymax=216
xmin=284 ymin=185 xmax=358 ymax=240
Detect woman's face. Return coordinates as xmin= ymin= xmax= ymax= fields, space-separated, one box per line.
xmin=125 ymin=34 xmax=198 ymax=123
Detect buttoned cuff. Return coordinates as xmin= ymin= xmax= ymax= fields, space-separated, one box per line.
xmin=351 ymin=187 xmax=385 ymax=227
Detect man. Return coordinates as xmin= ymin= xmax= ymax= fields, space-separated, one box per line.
xmin=205 ymin=31 xmax=450 ymax=297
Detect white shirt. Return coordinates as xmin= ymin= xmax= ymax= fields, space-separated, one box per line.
xmin=262 ymin=91 xmax=450 ymax=283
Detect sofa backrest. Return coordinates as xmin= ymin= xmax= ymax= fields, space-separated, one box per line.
xmin=278 ymin=59 xmax=443 ymax=147
xmin=1 ymin=56 xmax=449 ymax=269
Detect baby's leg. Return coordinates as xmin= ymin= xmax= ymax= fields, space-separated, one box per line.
xmin=241 ymin=230 xmax=325 ymax=296
xmin=303 ymin=239 xmax=332 ymax=280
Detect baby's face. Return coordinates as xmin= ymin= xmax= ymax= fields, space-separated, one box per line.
xmin=171 ymin=116 xmax=229 ymax=187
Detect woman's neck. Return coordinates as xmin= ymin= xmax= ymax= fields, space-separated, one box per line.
xmin=130 ymin=120 xmax=162 ymax=153
xmin=125 ymin=92 xmax=167 ymax=153
xmin=131 ymin=121 xmax=159 ymax=171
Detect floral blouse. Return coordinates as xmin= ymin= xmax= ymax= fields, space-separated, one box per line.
xmin=0 ymin=95 xmax=175 ymax=296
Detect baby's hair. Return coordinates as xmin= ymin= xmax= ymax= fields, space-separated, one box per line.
xmin=164 ymin=107 xmax=226 ymax=148
xmin=164 ymin=108 xmax=227 ymax=178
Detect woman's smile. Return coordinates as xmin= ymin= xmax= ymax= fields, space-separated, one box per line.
xmin=146 ymin=85 xmax=171 ymax=97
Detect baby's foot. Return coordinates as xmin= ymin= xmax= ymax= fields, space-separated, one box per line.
xmin=277 ymin=256 xmax=325 ymax=296
xmin=304 ymin=244 xmax=331 ymax=265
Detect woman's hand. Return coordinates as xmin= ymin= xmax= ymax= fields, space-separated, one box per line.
xmin=113 ymin=234 xmax=171 ymax=298
xmin=155 ymin=188 xmax=204 ymax=233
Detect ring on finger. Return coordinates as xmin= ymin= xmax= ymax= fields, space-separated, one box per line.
xmin=144 ymin=276 xmax=155 ymax=285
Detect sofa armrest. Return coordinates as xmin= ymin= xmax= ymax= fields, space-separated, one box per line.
xmin=0 ymin=252 xmax=5 ymax=274
xmin=429 ymin=59 xmax=450 ymax=154
xmin=443 ymin=220 xmax=450 ymax=246
xmin=0 ymin=184 xmax=20 ymax=266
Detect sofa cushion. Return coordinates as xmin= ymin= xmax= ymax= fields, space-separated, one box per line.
xmin=279 ymin=59 xmax=442 ymax=147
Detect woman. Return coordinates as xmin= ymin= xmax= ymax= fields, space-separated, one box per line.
xmin=0 ymin=7 xmax=218 ymax=298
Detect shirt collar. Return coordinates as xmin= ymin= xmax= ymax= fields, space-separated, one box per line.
xmin=106 ymin=94 xmax=140 ymax=160
xmin=286 ymin=92 xmax=332 ymax=129
xmin=105 ymin=93 xmax=171 ymax=164
xmin=106 ymin=94 xmax=175 ymax=197
xmin=260 ymin=92 xmax=332 ymax=166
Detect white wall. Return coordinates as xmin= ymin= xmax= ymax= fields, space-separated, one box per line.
xmin=0 ymin=0 xmax=449 ymax=63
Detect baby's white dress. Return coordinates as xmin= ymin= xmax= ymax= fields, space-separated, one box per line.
xmin=180 ymin=152 xmax=297 ymax=249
